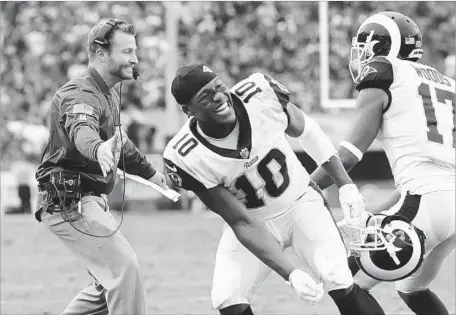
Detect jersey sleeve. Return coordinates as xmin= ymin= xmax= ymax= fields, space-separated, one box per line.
xmin=163 ymin=157 xmax=207 ymax=192
xmin=248 ymin=72 xmax=291 ymax=124
xmin=261 ymin=73 xmax=291 ymax=125
xmin=163 ymin=135 xmax=219 ymax=192
xmin=262 ymin=73 xmax=291 ymax=112
xmin=61 ymin=90 xmax=103 ymax=141
xmin=356 ymin=58 xmax=394 ymax=92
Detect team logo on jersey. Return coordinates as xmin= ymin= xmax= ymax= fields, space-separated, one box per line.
xmin=244 ymin=156 xmax=259 ymax=168
xmin=165 ymin=163 xmax=178 ymax=173
xmin=359 ymin=65 xmax=378 ymax=81
xmin=168 ymin=172 xmax=182 ymax=187
xmin=239 ymin=148 xmax=250 ymax=159
xmin=165 ymin=163 xmax=182 ymax=187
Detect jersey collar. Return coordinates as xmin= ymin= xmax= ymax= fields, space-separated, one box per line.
xmin=189 ymin=92 xmax=252 ymax=159
xmin=87 ymin=66 xmax=111 ymax=95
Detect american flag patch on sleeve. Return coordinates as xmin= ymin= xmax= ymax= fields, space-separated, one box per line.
xmin=72 ymin=104 xmax=94 ymax=115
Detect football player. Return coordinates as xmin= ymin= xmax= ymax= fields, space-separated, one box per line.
xmin=163 ymin=63 xmax=385 ymax=315
xmin=310 ymin=11 xmax=455 ymax=315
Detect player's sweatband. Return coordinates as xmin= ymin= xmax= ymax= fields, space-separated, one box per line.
xmin=297 ymin=113 xmax=337 ymax=166
xmin=340 ymin=140 xmax=363 ymax=161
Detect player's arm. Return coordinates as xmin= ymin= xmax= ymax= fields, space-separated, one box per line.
xmin=163 ymin=151 xmax=323 ymax=302
xmin=310 ymin=59 xmax=393 ymax=190
xmin=285 ymin=102 xmax=353 ymax=188
xmin=261 ymin=72 xmax=353 ymax=187
xmin=309 ymin=89 xmax=385 ymax=189
xmin=200 ymin=185 xmax=325 ymax=303
xmin=286 ymin=102 xmax=369 ymax=224
xmin=196 ymin=185 xmax=296 ymax=280
xmin=163 ymin=156 xmax=296 ymax=280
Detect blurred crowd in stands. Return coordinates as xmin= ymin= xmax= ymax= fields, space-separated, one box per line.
xmin=1 ymin=1 xmax=455 ymax=169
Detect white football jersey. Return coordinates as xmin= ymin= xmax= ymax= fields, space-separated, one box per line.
xmin=163 ymin=73 xmax=310 ymax=220
xmin=357 ymin=57 xmax=455 ymax=194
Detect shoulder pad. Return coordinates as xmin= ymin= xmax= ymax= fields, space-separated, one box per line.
xmin=262 ymin=73 xmax=290 ymax=102
xmin=356 ymin=57 xmax=394 ymax=92
xmin=233 ymin=72 xmax=291 ymax=111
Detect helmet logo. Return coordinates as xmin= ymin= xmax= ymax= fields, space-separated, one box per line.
xmin=369 ymin=39 xmax=380 ymax=50
xmin=415 ymin=40 xmax=422 ymax=48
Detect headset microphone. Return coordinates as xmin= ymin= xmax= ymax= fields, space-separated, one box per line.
xmin=133 ymin=67 xmax=139 ymax=80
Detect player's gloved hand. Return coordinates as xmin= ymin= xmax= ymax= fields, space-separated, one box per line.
xmin=339 ymin=184 xmax=366 ymax=226
xmin=287 ymin=269 xmax=324 ymax=305
xmin=149 ymin=171 xmax=169 ymax=190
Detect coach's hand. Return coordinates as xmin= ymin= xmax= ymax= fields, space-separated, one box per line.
xmin=97 ymin=131 xmax=123 ymax=177
xmin=287 ymin=269 xmax=324 ymax=305
xmin=113 ymin=128 xmax=128 ymax=166
xmin=149 ymin=171 xmax=169 ymax=189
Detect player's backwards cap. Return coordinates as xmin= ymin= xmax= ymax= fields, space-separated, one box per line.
xmin=171 ymin=63 xmax=217 ymax=105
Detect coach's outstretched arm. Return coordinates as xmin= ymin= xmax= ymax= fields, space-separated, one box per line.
xmin=196 ymin=185 xmax=324 ymax=304
xmin=197 ymin=186 xmax=294 ymax=279
xmin=309 ymin=88 xmax=387 ymax=190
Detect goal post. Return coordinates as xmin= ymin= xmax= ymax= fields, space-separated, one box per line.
xmin=318 ymin=2 xmax=356 ymax=109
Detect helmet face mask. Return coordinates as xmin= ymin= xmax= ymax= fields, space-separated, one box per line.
xmin=346 ymin=212 xmax=426 ymax=281
xmin=349 ymin=11 xmax=424 ymax=83
xmin=349 ymin=30 xmax=378 ymax=83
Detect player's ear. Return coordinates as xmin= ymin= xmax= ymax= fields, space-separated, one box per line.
xmin=182 ymin=105 xmax=193 ymax=117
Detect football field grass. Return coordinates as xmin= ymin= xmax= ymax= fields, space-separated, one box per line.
xmin=1 ymin=210 xmax=455 ymax=315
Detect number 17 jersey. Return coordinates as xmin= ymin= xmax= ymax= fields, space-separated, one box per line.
xmin=357 ymin=56 xmax=455 ymax=194
xmin=163 ymin=73 xmax=310 ymax=220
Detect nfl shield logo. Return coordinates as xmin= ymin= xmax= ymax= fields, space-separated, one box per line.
xmin=240 ymin=148 xmax=249 ymax=159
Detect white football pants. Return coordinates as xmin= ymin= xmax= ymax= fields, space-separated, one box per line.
xmin=211 ymin=186 xmax=353 ymax=309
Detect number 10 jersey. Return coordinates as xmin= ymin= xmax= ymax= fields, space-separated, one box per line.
xmin=163 ymin=73 xmax=311 ymax=220
xmin=357 ymin=56 xmax=455 ymax=195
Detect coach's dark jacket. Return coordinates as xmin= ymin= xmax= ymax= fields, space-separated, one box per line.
xmin=36 ymin=67 xmax=155 ymax=195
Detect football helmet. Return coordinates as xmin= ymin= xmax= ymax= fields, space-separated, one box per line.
xmin=347 ymin=212 xmax=426 ymax=281
xmin=350 ymin=11 xmax=424 ymax=83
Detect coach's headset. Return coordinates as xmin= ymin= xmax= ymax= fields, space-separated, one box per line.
xmin=62 ymin=19 xmax=139 ymax=238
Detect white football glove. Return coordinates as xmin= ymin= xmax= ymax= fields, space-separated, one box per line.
xmin=339 ymin=184 xmax=366 ymax=226
xmin=287 ymin=269 xmax=324 ymax=305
